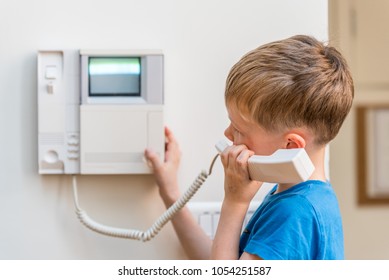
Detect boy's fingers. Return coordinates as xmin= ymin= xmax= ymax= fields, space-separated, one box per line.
xmin=145 ymin=148 xmax=162 ymax=170
xmin=165 ymin=126 xmax=176 ymax=143
xmin=236 ymin=149 xmax=252 ymax=166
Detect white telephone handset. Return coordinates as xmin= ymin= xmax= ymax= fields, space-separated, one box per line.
xmin=215 ymin=139 xmax=315 ymax=184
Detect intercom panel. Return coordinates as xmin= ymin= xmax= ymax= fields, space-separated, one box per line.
xmin=37 ymin=49 xmax=164 ymax=175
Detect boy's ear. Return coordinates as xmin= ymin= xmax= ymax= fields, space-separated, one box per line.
xmin=285 ymin=133 xmax=306 ymax=149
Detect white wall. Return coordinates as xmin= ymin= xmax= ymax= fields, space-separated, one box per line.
xmin=0 ymin=0 xmax=328 ymax=259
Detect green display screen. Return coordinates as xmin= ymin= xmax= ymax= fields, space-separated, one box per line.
xmin=88 ymin=57 xmax=141 ymax=96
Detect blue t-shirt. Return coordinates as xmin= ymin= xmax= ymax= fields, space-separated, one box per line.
xmin=239 ymin=180 xmax=344 ymax=260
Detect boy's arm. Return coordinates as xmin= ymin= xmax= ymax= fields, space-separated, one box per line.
xmin=212 ymin=200 xmax=247 ymax=259
xmin=165 ymin=201 xmax=212 ymax=259
xmin=145 ymin=127 xmax=212 ymax=259
xmin=213 ymin=201 xmax=261 ymax=260
xmin=211 ymin=145 xmax=262 ymax=260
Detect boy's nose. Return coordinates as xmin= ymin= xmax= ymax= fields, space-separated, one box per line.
xmin=224 ymin=125 xmax=234 ymax=142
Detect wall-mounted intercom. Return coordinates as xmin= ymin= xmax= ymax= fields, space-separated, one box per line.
xmin=37 ymin=50 xmax=164 ymax=174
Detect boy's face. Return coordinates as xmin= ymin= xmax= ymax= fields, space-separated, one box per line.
xmin=224 ymin=104 xmax=285 ymax=156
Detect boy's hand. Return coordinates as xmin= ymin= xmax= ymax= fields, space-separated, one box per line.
xmin=219 ymin=145 xmax=262 ymax=206
xmin=144 ymin=127 xmax=181 ymax=206
xmin=212 ymin=145 xmax=262 ymax=260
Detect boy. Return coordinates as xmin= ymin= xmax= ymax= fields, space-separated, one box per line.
xmin=145 ymin=35 xmax=354 ymax=260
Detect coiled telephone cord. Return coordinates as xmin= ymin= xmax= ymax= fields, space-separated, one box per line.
xmin=72 ymin=154 xmax=219 ymax=242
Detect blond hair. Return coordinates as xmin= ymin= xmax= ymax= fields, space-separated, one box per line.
xmin=225 ymin=35 xmax=354 ymax=145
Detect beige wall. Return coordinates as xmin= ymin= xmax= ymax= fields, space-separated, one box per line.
xmin=7 ymin=0 xmax=387 ymax=261
xmin=329 ymin=0 xmax=389 ymax=259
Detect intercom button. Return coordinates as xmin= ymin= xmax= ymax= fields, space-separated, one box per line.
xmin=68 ymin=146 xmax=79 ymax=153
xmin=67 ymin=154 xmax=79 ymax=160
xmin=67 ymin=133 xmax=79 ymax=146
